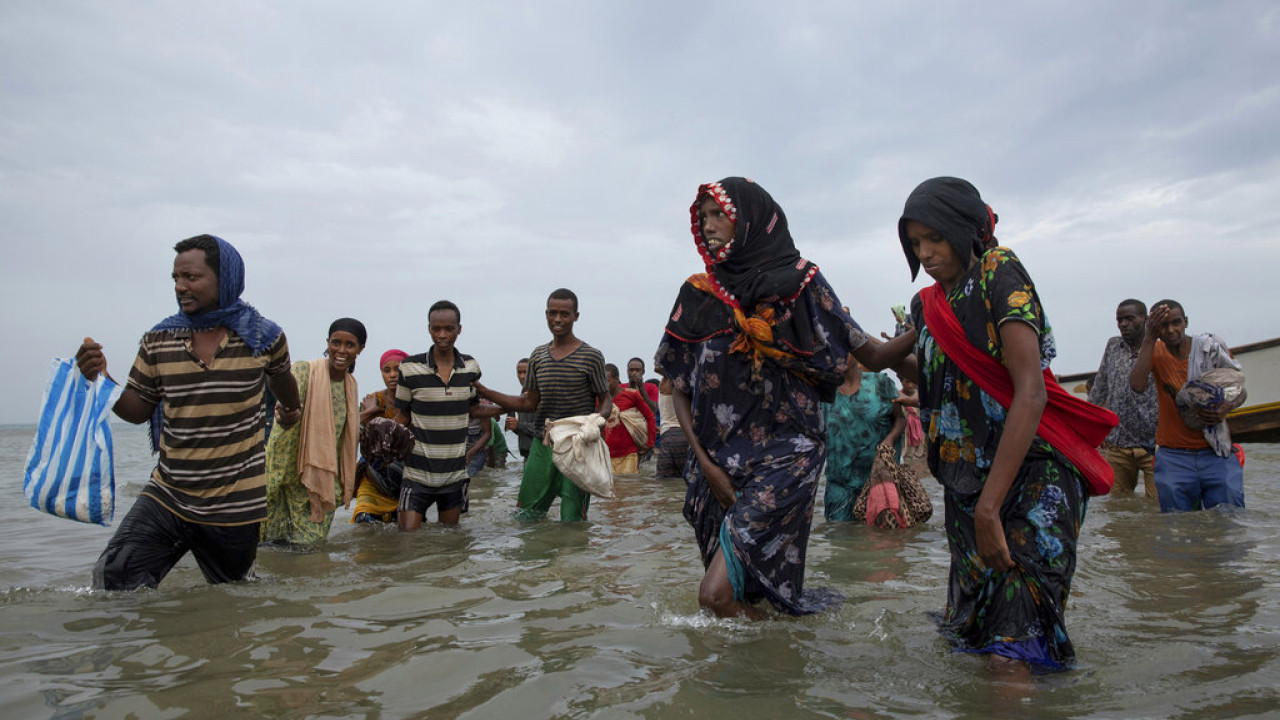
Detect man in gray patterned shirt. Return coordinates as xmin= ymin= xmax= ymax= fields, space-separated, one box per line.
xmin=1088 ymin=299 xmax=1159 ymax=498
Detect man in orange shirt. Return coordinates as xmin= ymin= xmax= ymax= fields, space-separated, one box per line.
xmin=1129 ymin=299 xmax=1244 ymax=512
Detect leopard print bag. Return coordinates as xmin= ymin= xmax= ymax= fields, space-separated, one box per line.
xmin=852 ymin=444 xmax=933 ymax=528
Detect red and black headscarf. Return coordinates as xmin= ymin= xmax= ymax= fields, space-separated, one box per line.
xmin=665 ymin=177 xmax=825 ymax=360
xmin=897 ymin=177 xmax=998 ymax=281
xmin=690 ymin=177 xmax=818 ymax=310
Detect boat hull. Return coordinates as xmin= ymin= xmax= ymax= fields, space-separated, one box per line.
xmin=1058 ymin=337 xmax=1280 ymax=444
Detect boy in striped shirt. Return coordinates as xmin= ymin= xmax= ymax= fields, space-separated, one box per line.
xmin=393 ymin=300 xmax=484 ymax=529
xmin=476 ymin=288 xmax=612 ymax=521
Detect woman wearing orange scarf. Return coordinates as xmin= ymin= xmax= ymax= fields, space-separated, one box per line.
xmin=656 ymin=178 xmax=913 ymax=618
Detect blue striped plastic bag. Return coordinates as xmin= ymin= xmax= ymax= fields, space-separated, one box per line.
xmin=23 ymin=358 xmax=123 ymax=525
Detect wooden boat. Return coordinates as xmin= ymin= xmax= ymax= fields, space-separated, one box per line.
xmin=1058 ymin=336 xmax=1280 ymax=444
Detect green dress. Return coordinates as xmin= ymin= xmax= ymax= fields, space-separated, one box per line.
xmin=822 ymin=372 xmax=900 ymax=521
xmin=262 ymin=361 xmax=348 ymax=546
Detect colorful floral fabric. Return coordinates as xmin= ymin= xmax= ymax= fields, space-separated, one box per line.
xmin=822 ymin=372 xmax=901 ymax=521
xmin=941 ymin=455 xmax=1083 ymax=669
xmin=656 ymin=271 xmax=867 ymax=615
xmin=909 ymin=247 xmax=1058 ymax=496
xmin=909 ymin=247 xmax=1085 ymax=668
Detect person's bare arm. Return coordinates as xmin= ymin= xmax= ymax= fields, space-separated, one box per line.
xmin=359 ymin=393 xmax=385 ymax=425
xmin=975 ymin=321 xmax=1047 ymax=572
xmin=854 ymin=330 xmax=918 ymax=378
xmin=672 ymin=388 xmax=735 ymax=509
xmin=75 ymin=337 xmax=155 ymax=424
xmin=880 ymin=399 xmax=907 ymax=449
xmin=268 ymin=369 xmax=302 ymax=429
xmin=474 ymin=382 xmax=539 ymax=413
xmin=595 ymin=391 xmax=613 ymax=421
xmin=466 ymin=419 xmax=492 ymax=462
xmin=1130 ymin=305 xmax=1168 ymax=393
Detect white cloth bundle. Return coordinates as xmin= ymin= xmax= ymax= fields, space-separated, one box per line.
xmin=545 ymin=413 xmax=614 ymax=498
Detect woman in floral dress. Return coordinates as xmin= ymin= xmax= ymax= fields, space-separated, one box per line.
xmin=655 ymin=177 xmax=914 ymax=618
xmin=898 ymin=177 xmax=1088 ymax=671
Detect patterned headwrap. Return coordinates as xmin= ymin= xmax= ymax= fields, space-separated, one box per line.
xmin=690 ymin=177 xmax=818 ymax=310
xmin=151 ymin=235 xmax=283 ymax=354
xmin=897 ymin=177 xmax=998 ymax=281
xmin=665 ymin=177 xmax=830 ymax=380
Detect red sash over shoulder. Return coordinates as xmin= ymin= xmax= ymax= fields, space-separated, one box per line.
xmin=920 ymin=283 xmax=1118 ymax=496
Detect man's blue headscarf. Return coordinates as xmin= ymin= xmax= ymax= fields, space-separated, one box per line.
xmin=148 ymin=236 xmax=283 ymax=451
xmin=151 ymin=236 xmax=283 ymax=353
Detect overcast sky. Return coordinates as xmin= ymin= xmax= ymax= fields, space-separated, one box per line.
xmin=2 ymin=2 xmax=1278 ymax=427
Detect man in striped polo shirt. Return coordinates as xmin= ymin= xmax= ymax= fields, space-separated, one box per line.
xmin=75 ymin=235 xmax=301 ymax=590
xmin=393 ymin=300 xmax=484 ymax=529
xmin=476 ymin=288 xmax=613 ymax=521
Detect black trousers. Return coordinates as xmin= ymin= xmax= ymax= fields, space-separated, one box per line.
xmin=93 ymin=494 xmax=259 ymax=590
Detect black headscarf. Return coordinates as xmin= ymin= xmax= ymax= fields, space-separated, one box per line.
xmin=665 ymin=177 xmax=824 ymax=359
xmin=897 ymin=177 xmax=998 ymax=280
xmin=691 ymin=177 xmax=817 ymax=309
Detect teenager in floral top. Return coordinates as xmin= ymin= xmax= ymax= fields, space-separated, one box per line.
xmin=655 ymin=177 xmax=914 ymax=618
xmin=898 ymin=177 xmax=1087 ymax=673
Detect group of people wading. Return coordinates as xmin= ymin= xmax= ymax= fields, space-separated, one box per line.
xmin=84 ymin=174 xmax=1238 ymax=676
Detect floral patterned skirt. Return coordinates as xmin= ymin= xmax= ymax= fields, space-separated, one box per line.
xmin=683 ymin=440 xmax=842 ymax=616
xmin=939 ymin=453 xmax=1086 ymax=669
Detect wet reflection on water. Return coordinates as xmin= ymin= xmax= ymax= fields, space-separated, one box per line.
xmin=1 ymin=427 xmax=1278 ymax=719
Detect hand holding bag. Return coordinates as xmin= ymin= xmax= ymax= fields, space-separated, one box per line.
xmin=24 ymin=359 xmax=123 ymax=525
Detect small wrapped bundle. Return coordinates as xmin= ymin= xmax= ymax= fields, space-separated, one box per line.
xmin=1176 ymin=368 xmax=1247 ymax=430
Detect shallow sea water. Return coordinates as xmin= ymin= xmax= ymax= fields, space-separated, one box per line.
xmin=1 ymin=425 xmax=1278 ymax=719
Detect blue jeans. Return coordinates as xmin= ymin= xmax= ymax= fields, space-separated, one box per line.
xmin=1153 ymin=446 xmax=1245 ymax=513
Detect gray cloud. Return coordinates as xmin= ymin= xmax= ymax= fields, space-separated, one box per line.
xmin=2 ymin=1 xmax=1278 ymax=424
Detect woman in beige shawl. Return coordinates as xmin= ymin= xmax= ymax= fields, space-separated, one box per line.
xmin=262 ymin=318 xmax=365 ymax=546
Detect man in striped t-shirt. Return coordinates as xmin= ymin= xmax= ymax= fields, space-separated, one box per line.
xmin=75 ymin=235 xmax=300 ymax=590
xmin=476 ymin=288 xmax=613 ymax=521
xmin=393 ymin=300 xmax=484 ymax=529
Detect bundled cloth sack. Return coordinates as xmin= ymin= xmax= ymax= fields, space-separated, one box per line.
xmin=358 ymin=417 xmax=416 ymax=499
xmin=545 ymin=413 xmax=614 ymax=498
xmin=24 ymin=358 xmax=123 ymax=525
xmin=608 ymin=404 xmax=652 ymax=451
xmin=852 ymin=444 xmax=933 ymax=529
xmin=1177 ymin=368 xmax=1246 ymax=429
xmin=1177 ymin=333 xmax=1247 ymax=457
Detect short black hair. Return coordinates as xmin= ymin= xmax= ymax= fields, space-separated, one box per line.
xmin=627 ymin=357 xmax=645 ymax=371
xmin=428 ymin=300 xmax=461 ymax=324
xmin=1117 ymin=298 xmax=1147 ymax=315
xmin=173 ymin=234 xmax=220 ymax=276
xmin=548 ymin=288 xmax=579 ymax=312
xmin=517 ymin=357 xmax=529 ymax=365
xmin=604 ymin=363 xmax=620 ymax=379
xmin=1153 ymin=298 xmax=1184 ymax=316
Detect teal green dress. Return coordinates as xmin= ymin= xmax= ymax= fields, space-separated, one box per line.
xmin=822 ymin=372 xmax=900 ymax=521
